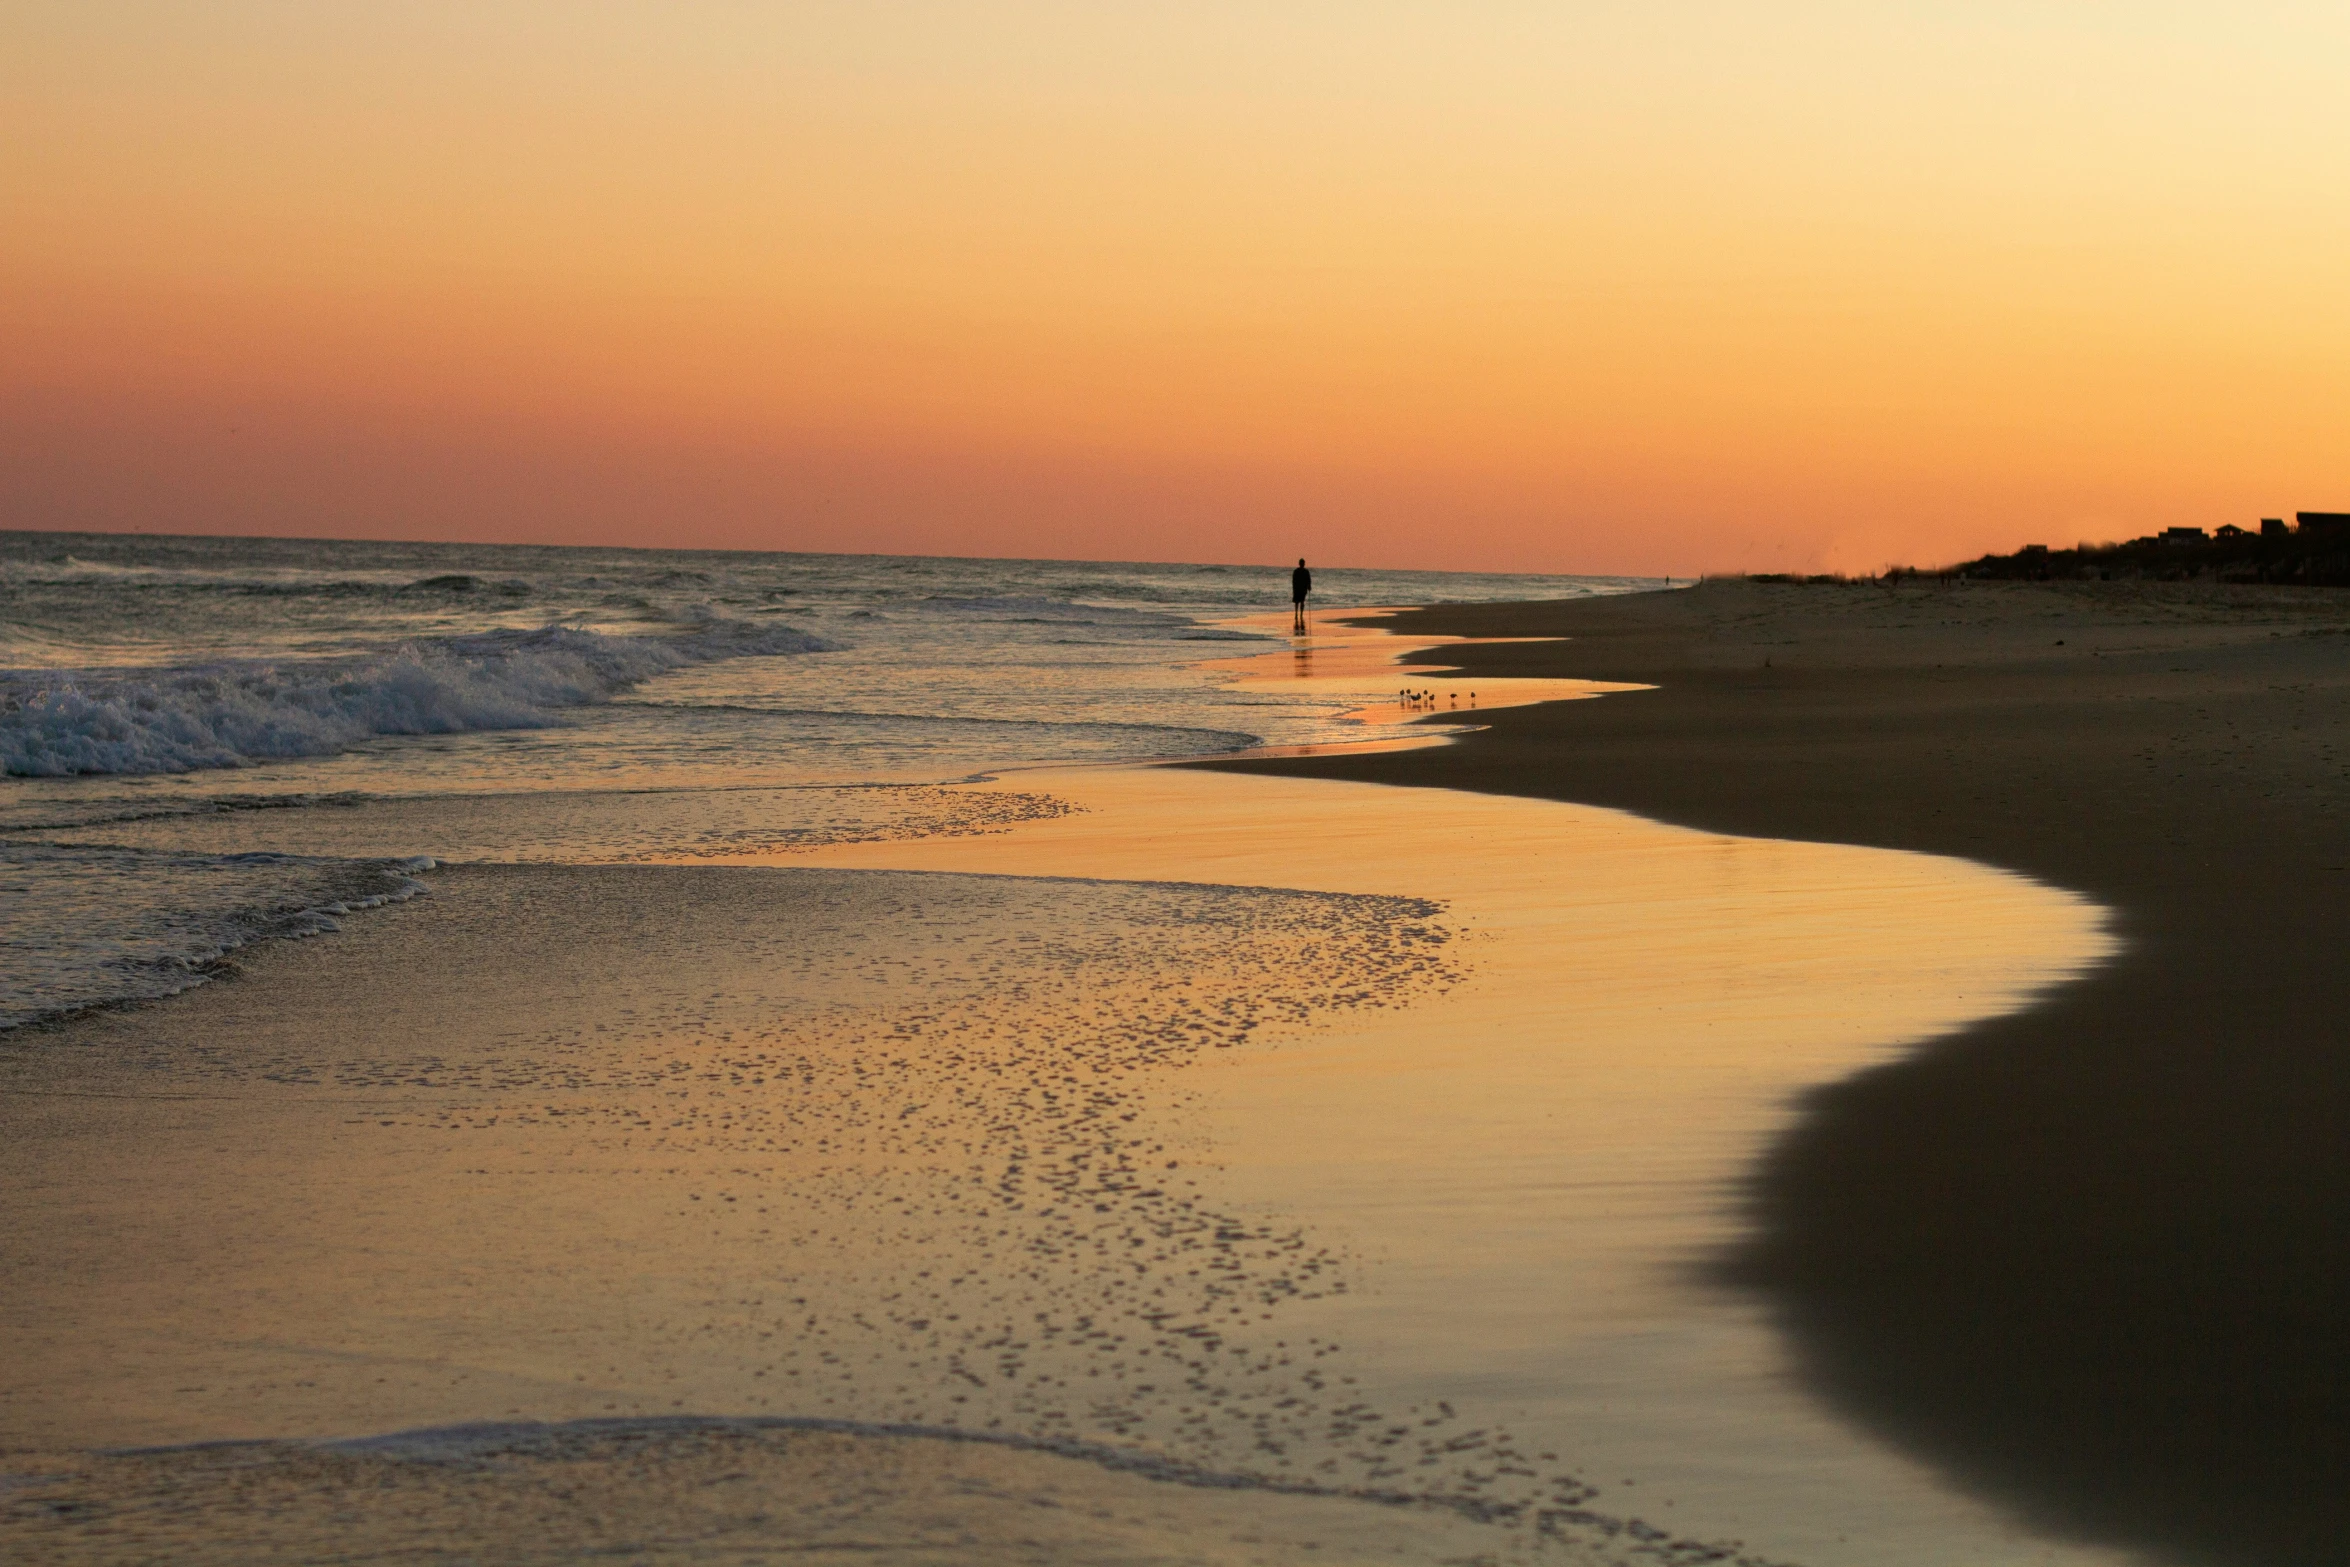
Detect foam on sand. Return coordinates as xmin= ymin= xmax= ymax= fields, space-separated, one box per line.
xmin=0 ymin=768 xmax=2117 ymax=1565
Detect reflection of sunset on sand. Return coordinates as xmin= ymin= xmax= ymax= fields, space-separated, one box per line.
xmin=797 ymin=758 xmax=2113 ymax=1562
xmin=1197 ymin=609 xmax=1642 ymax=753
xmin=2 ymin=601 xmax=2124 ymax=1566
xmin=1227 ymin=577 xmax=2350 ymax=1565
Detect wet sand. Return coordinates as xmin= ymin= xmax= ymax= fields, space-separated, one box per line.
xmin=9 ymin=579 xmax=2277 ymax=1564
xmin=0 ymin=1422 xmax=1608 ymax=1567
xmin=3 ymin=784 xmax=2107 ymax=1565
xmin=2 ymin=667 xmax=2115 ymax=1563
xmin=1209 ymin=579 xmax=2350 ymax=1566
xmin=799 ymin=766 xmax=2111 ymax=1563
xmin=4 ymin=862 xmax=1569 ymax=1563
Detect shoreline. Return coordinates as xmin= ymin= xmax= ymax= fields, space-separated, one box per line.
xmin=2 ymin=654 xmax=2114 ymax=1565
xmin=787 ymin=758 xmax=2108 ymax=1562
xmin=1206 ymin=577 xmax=2350 ymax=1564
xmin=7 ymin=576 xmax=2309 ymax=1564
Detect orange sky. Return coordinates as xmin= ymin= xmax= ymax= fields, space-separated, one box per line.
xmin=6 ymin=3 xmax=2348 ymax=574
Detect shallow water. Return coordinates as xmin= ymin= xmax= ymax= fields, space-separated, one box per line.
xmin=5 ymin=861 xmax=1638 ymax=1564
xmin=3 ymin=553 xmax=2139 ymax=1564
xmin=2 ymin=531 xmax=1640 ymax=1030
xmin=795 ymin=767 xmax=2124 ymax=1566
xmin=3 ymin=1421 xmax=1614 ymax=1567
xmin=3 ymin=763 xmax=2123 ymax=1564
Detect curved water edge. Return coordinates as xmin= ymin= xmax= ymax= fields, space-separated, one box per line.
xmin=1324 ymin=585 xmax=2350 ymax=1565
xmin=0 ymin=844 xmax=437 ymax=1032
xmin=1725 ymin=915 xmax=2350 ymax=1565
xmin=2 ymin=543 xmax=2149 ymax=1562
xmin=0 ymin=787 xmax=2117 ymax=1566
xmin=111 ymin=1411 xmax=1753 ymax=1547
xmin=795 ymin=766 xmax=2122 ymax=1565
xmin=14 ymin=1415 xmax=1778 ymax=1566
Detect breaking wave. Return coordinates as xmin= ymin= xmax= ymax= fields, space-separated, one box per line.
xmin=2 ymin=621 xmax=839 ymax=778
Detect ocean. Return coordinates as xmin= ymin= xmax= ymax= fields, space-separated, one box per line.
xmin=0 ymin=530 xmax=1644 ymax=1030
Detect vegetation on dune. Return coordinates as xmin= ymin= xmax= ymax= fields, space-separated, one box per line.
xmin=1736 ymin=517 xmax=2350 ymax=587
xmin=1948 ymin=518 xmax=2350 ymax=585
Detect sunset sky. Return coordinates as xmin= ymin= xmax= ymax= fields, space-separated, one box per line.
xmin=6 ymin=3 xmax=2347 ymax=575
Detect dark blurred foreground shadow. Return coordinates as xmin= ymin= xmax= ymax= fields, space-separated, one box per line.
xmin=1721 ymin=946 xmax=2350 ymax=1567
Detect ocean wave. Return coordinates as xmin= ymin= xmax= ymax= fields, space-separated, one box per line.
xmin=2 ymin=557 xmax=540 ymax=602
xmin=912 ymin=595 xmax=1184 ymax=624
xmin=284 ymin=1414 xmax=1700 ymax=1553
xmin=1 ymin=554 xmax=408 ymax=594
xmin=0 ymin=790 xmax=374 ymax=835
xmin=399 ymin=573 xmax=532 ymax=597
xmin=0 ymin=844 xmax=436 ymax=1031
xmin=1 ymin=621 xmax=840 ymax=778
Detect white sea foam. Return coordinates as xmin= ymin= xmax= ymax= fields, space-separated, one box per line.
xmin=0 ymin=535 xmax=1646 ymax=1041
xmin=2 ymin=622 xmax=838 ymax=778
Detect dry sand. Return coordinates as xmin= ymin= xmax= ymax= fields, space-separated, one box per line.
xmin=1208 ymin=577 xmax=2350 ymax=1566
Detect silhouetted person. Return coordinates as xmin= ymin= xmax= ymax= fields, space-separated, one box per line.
xmin=1291 ymin=558 xmax=1312 ymax=633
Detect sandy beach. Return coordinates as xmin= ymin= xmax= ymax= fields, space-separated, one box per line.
xmin=5 ymin=773 xmax=2108 ymax=1565
xmin=1208 ymin=577 xmax=2350 ymax=1565
xmin=6 ymin=573 xmax=2340 ymax=1565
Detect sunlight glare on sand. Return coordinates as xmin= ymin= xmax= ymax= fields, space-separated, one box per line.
xmin=792 ymin=761 xmax=2121 ymax=1565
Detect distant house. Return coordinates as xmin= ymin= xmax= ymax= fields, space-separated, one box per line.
xmin=2297 ymin=512 xmax=2350 ymax=533
xmin=2215 ymin=524 xmax=2250 ymax=539
xmin=2160 ymin=526 xmax=2208 ymax=544
xmin=2263 ymin=517 xmax=2289 ymax=536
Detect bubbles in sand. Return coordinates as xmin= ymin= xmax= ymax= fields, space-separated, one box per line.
xmin=0 ymin=864 xmax=1781 ymax=1563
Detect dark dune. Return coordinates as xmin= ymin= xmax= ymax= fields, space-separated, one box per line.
xmin=1207 ymin=577 xmax=2350 ymax=1567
